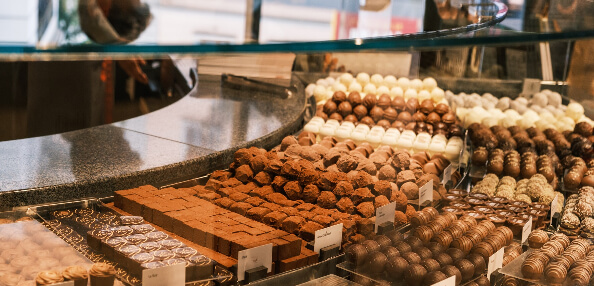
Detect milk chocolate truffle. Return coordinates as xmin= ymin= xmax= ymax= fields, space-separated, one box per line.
xmin=323 ymin=100 xmax=337 ymax=114
xmin=384 ymin=107 xmax=398 ymax=122
xmin=361 ymin=116 xmax=375 ymax=126
xmin=385 ymin=229 xmax=404 ymax=244
xmin=466 ymin=253 xmax=486 ymax=276
xmin=346 ymin=244 xmax=368 ymax=266
xmin=329 ymin=113 xmax=343 ymax=121
xmin=420 ymin=99 xmax=435 ymax=114
xmin=397 ymin=111 xmax=412 ymax=124
xmin=392 ymin=96 xmax=406 ymax=111
xmin=405 ymin=264 xmax=428 ymax=286
xmin=333 ymin=91 xmax=347 ymax=103
xmin=406 ymin=98 xmax=419 ymax=113
xmin=353 ymin=105 xmax=368 ymax=120
xmin=434 ymin=252 xmax=454 ymax=267
xmin=412 ymin=112 xmax=426 ymax=122
xmin=426 ymin=112 xmax=441 ymax=125
xmin=387 ymin=256 xmax=409 ymax=279
xmin=338 ymin=101 xmax=353 ymax=117
xmin=403 ymin=252 xmax=423 ymax=265
xmin=421 ymin=259 xmax=441 ymax=273
xmin=423 ymin=271 xmax=448 ymax=286
xmin=394 ymin=241 xmax=413 ymax=254
xmin=434 ymin=103 xmax=450 ymax=116
xmin=315 ymin=110 xmax=328 ymax=121
xmin=442 ymin=265 xmax=462 ymax=285
xmin=528 ymin=230 xmax=549 ymax=249
xmin=454 ymin=259 xmax=475 ymax=282
xmin=447 ymin=248 xmax=466 ymax=262
xmin=392 ymin=120 xmax=405 ymax=131
xmin=344 ymin=114 xmax=358 ymax=123
xmin=442 ymin=113 xmax=456 ymax=125
xmin=366 ymin=252 xmax=388 ymax=274
xmin=363 ymin=94 xmax=377 ymax=109
xmin=472 ymin=147 xmax=489 ymax=166
xmin=369 ymin=106 xmax=384 ymax=122
xmin=348 ymin=91 xmax=362 ymax=106
xmin=378 ymin=94 xmax=392 ymax=109
xmin=575 ymin=121 xmax=593 ymax=137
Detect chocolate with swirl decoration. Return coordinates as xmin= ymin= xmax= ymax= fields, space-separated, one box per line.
xmin=129 ymin=224 xmax=155 ymax=234
xmin=120 ymin=216 xmax=144 ymax=225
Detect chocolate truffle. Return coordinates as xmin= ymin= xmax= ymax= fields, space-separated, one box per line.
xmin=338 ymin=101 xmax=353 ymax=117
xmin=362 ymin=240 xmax=382 ymax=254
xmin=366 ymin=252 xmax=388 ymax=274
xmin=353 ymin=105 xmax=368 ymax=120
xmin=426 ymin=112 xmax=441 ymax=125
xmin=345 ymin=244 xmax=368 ymax=266
xmin=421 ymin=259 xmax=442 ymax=273
xmin=454 ymin=259 xmax=475 ymax=282
xmin=397 ymin=111 xmax=412 ymax=124
xmin=420 ymin=99 xmax=435 ymax=114
xmin=412 ymin=112 xmax=426 ymax=122
xmin=332 ymin=91 xmax=347 ymax=103
xmin=403 ymin=252 xmax=422 ymax=265
xmin=405 ymin=264 xmax=428 ymax=286
xmin=323 ymin=100 xmax=337 ymax=115
xmin=369 ymin=106 xmax=384 ymax=122
xmin=360 ymin=116 xmax=375 ymax=126
xmin=348 ymin=91 xmax=362 ymax=106
xmin=406 ymin=98 xmax=419 ymax=113
xmin=376 ymin=119 xmax=391 ymax=129
xmin=442 ymin=113 xmax=456 ymax=125
xmin=329 ymin=113 xmax=343 ymax=121
xmin=442 ymin=265 xmax=462 ymax=285
xmin=378 ymin=94 xmax=392 ymax=109
xmin=387 ymin=256 xmax=409 ymax=279
xmin=423 ymin=271 xmax=448 ymax=286
xmin=383 ymin=107 xmax=398 ymax=122
xmin=466 ymin=253 xmax=486 ymax=276
xmin=344 ymin=114 xmax=358 ymax=123
xmin=434 ymin=103 xmax=450 ymax=116
xmin=392 ymin=96 xmax=406 ymax=111
xmin=363 ymin=94 xmax=377 ymax=109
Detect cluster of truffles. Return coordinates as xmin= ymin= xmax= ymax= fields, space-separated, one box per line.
xmin=307 ymin=74 xmax=446 ymax=105
xmin=560 ymin=186 xmax=594 ymax=238
xmin=521 ymin=233 xmax=594 ymax=285
xmin=314 ymin=91 xmax=461 ymax=138
xmin=442 ymin=190 xmax=559 ymax=235
xmin=303 ymin=118 xmax=464 ymax=161
xmin=449 ymin=89 xmax=593 ymax=132
xmin=0 ymin=220 xmax=92 ymax=286
xmin=471 ymin=174 xmax=562 ymax=206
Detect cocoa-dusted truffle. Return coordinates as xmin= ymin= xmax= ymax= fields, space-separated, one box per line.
xmin=392 ymin=96 xmax=406 ymax=111
xmin=420 ymin=99 xmax=435 ymax=114
xmin=317 ymin=191 xmax=338 ymax=209
xmin=338 ymin=101 xmax=353 ymax=117
xmin=377 ymin=94 xmax=392 ymax=109
xmin=323 ymin=100 xmax=337 ymax=114
xmin=332 ymin=91 xmax=347 ymax=102
xmin=360 ymin=116 xmax=375 ymax=126
xmin=383 ymin=107 xmax=398 ymax=122
xmin=401 ymin=182 xmax=419 ymax=200
xmin=363 ymin=94 xmax=377 ymax=109
xmin=299 ymin=221 xmax=324 ymax=241
xmin=405 ymin=264 xmax=428 ymax=286
xmin=406 ymin=98 xmax=419 ymax=113
xmin=356 ymin=202 xmax=375 ymax=218
xmin=345 ymin=243 xmax=368 ymax=266
xmin=348 ymin=91 xmax=362 ymax=106
xmin=353 ymin=105 xmax=368 ymax=120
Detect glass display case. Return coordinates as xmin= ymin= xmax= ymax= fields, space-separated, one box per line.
xmin=0 ymin=0 xmax=593 ymax=285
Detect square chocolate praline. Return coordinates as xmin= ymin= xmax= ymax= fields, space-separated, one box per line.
xmin=187 ymin=255 xmax=216 ymax=280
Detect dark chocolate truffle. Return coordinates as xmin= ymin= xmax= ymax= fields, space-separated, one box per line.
xmin=360 ymin=116 xmax=375 ymax=126
xmin=420 ymin=99 xmax=435 ymax=114
xmin=345 ymin=244 xmax=368 ymax=266
xmin=434 ymin=103 xmax=450 ymax=116
xmin=442 ymin=265 xmax=462 ymax=285
xmin=405 ymin=264 xmax=428 ymax=286
xmin=329 ymin=113 xmax=343 ymax=121
xmin=377 ymin=94 xmax=392 ymax=109
xmin=453 ymin=259 xmax=475 ymax=282
xmin=386 ymin=256 xmax=409 ymax=279
xmin=383 ymin=107 xmax=398 ymax=122
xmin=406 ymin=98 xmax=419 ymax=113
xmin=397 ymin=111 xmax=412 ymax=124
xmin=423 ymin=271 xmax=448 ymax=286
xmin=344 ymin=114 xmax=358 ymax=123
xmin=323 ymin=100 xmax=337 ymax=115
xmin=365 ymin=252 xmax=388 ymax=274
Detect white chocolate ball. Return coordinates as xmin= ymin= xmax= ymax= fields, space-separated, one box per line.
xmin=377 ymin=86 xmax=390 ymax=96
xmin=531 ymin=92 xmax=548 ymax=107
xmin=384 ymin=75 xmax=397 ymax=88
xmin=316 ymin=79 xmax=328 ymax=87
xmin=356 ymin=73 xmax=370 ymax=85
xmin=496 ymin=97 xmax=511 ymax=110
xmin=566 ymin=102 xmax=585 ymax=121
xmin=410 ymin=79 xmax=423 ymax=91
xmin=418 ymin=90 xmax=431 ymax=102
xmin=325 ymin=90 xmax=334 ymax=100
xmin=349 ymin=82 xmax=363 ymax=92
xmin=482 ymin=117 xmax=499 ymax=127
xmin=332 ymin=82 xmax=347 ymax=92
xmin=547 ymin=92 xmax=562 ymax=107
xmin=515 ymin=97 xmax=529 ymax=106
xmin=390 ymin=86 xmax=404 ymax=98
xmin=363 ymin=83 xmax=377 ymax=95
xmin=325 ymin=76 xmax=335 ymax=85
xmin=404 ymin=88 xmax=418 ymax=100
xmin=339 ymin=73 xmax=354 ymax=86
xmin=370 ymin=74 xmax=384 ymax=86
xmin=313 ymin=85 xmax=327 ymax=102
xmin=305 ymin=83 xmax=316 ymax=97
xmin=422 ymin=77 xmax=438 ymax=91
xmin=431 ymin=88 xmax=445 ymax=103
xmin=499 ymin=116 xmax=517 ymax=128
xmin=397 ymin=77 xmax=410 ymax=90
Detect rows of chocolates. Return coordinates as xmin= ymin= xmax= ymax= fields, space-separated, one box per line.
xmin=559 ymin=186 xmax=594 ymax=238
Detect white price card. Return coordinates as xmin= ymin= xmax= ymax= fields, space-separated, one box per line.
xmin=237 ymin=243 xmax=273 ymax=281
xmin=522 ymin=216 xmax=533 ymax=244
xmin=550 ymin=194 xmax=559 ymax=225
xmin=522 ymin=78 xmax=541 ymax=95
xmin=375 ymin=202 xmax=396 ymax=233
xmin=431 ymin=275 xmax=456 ymax=286
xmin=314 ymin=223 xmax=343 ymax=253
xmin=419 ymin=180 xmax=434 ymax=207
xmin=442 ymin=164 xmax=453 ymax=185
xmin=142 ymin=262 xmax=185 ymax=286
xmin=52 ymin=282 xmax=74 ymax=286
xmin=487 ymin=247 xmax=504 ymax=280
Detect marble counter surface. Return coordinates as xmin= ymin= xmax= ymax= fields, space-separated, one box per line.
xmin=0 ymin=74 xmax=307 ymax=210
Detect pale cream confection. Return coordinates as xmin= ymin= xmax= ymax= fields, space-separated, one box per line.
xmin=303 ymin=122 xmax=321 ymax=133
xmin=422 ymin=77 xmax=438 ymax=91
xmin=310 ymin=116 xmax=326 ymax=125
xmin=349 ymin=81 xmax=363 ymax=93
xmin=316 ymin=78 xmax=329 ymax=87
xmin=566 ymin=102 xmax=585 ymax=121
xmin=334 ymin=127 xmax=352 ymax=141
xmin=370 ymin=126 xmax=386 ymax=134
xmin=430 ymin=88 xmax=445 ymax=103
xmin=364 ymin=83 xmax=377 ymax=94
xmin=384 ymin=75 xmax=397 ymax=88
xmin=10 ymin=256 xmax=35 ymax=270
xmin=397 ymin=77 xmax=410 ymax=90
xmin=339 ymin=73 xmax=354 ymax=86
xmin=410 ymin=78 xmax=423 ymax=91
xmin=332 ymin=82 xmax=347 ymax=92
xmin=354 ymin=123 xmax=370 ymax=133
xmin=325 ymin=76 xmax=335 ymax=85
xmin=444 ymin=145 xmax=461 ymax=161
xmin=313 ymin=85 xmax=327 ymax=102
xmin=370 ymin=74 xmax=384 ymax=86
xmin=318 ymin=125 xmax=336 ymax=139
xmin=89 ymin=263 xmax=115 ymax=286
xmin=62 ymin=265 xmax=89 ymax=286
xmin=404 ymin=88 xmax=418 ymax=100
xmin=499 ymin=176 xmax=517 ymax=188
xmin=376 ymin=86 xmax=390 ymax=96
xmin=365 ymin=133 xmax=382 ymax=148
xmin=385 ymin=128 xmax=401 ymax=137
xmin=381 ymin=135 xmax=398 ymax=146
xmin=395 ymin=138 xmax=413 ymax=151
xmin=350 ymin=131 xmax=367 ymax=145
xmin=413 ymin=141 xmax=430 ymax=153
xmin=418 ymin=90 xmax=431 ymax=102
xmin=36 ymin=270 xmax=64 ymax=285
xmin=356 ymin=73 xmax=370 ymax=85
xmin=390 ymin=86 xmax=404 ymax=98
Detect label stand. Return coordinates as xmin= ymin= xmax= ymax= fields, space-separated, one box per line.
xmin=319 ymin=244 xmax=341 ymax=261
xmin=551 ymin=212 xmax=560 ymax=229
xmin=377 ymin=221 xmax=395 ymax=235
xmin=244 ymin=266 xmax=268 ymax=283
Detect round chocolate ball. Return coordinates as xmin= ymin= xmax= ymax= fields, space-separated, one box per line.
xmin=575 ymin=121 xmax=593 ymax=137
xmin=420 ymin=99 xmax=435 ymax=114
xmin=426 ymin=112 xmax=441 ymax=125
xmin=423 ymin=271 xmax=448 ymax=286
xmin=353 ymin=104 xmax=368 ymax=120
xmin=402 ymin=252 xmax=422 ymax=265
xmin=378 ymin=94 xmax=392 ymax=109
xmin=338 ymin=101 xmax=353 ymax=117
xmin=427 ymin=242 xmax=446 ymax=256
xmin=392 ymin=120 xmax=405 ymax=131
xmin=332 ymin=91 xmax=347 ymax=103
xmin=442 ymin=113 xmax=456 ymax=125
xmin=363 ymin=94 xmax=377 ymax=109
xmin=406 ymin=236 xmax=424 ymax=251
xmin=412 ymin=112 xmax=426 ymax=122
xmin=421 ymin=259 xmax=441 ymax=273
xmin=360 ymin=116 xmax=375 ymax=126
xmin=369 ymin=106 xmax=384 ymax=122
xmin=394 ymin=241 xmax=413 ymax=254
xmin=386 ymin=256 xmax=409 ymax=280
xmin=434 ymin=103 xmax=450 ymax=116
xmin=434 ymin=252 xmax=454 ymax=267
xmin=345 ymin=244 xmax=368 ymax=266
xmin=344 ymin=114 xmax=358 ymax=123
xmin=405 ymin=122 xmax=417 ymax=131
xmin=385 ymin=230 xmax=404 ymax=244
xmin=453 ymin=259 xmax=475 ymax=282
xmin=392 ymin=96 xmax=406 ymax=111
xmin=446 ymin=248 xmax=466 ymax=262
xmin=449 ymin=125 xmax=463 ymax=138
xmin=374 ymin=235 xmax=393 ymax=250
xmin=365 ymin=251 xmax=388 ymax=274
xmin=434 ymin=122 xmax=448 ymax=132
xmin=329 ymin=113 xmax=343 ymax=121
xmin=323 ymin=100 xmax=337 ymax=114
xmin=383 ymin=107 xmax=398 ymax=122
xmin=397 ymin=111 xmax=413 ymax=124
xmin=442 ymin=265 xmax=462 ymax=285
xmin=384 ymin=246 xmax=401 ymax=260
xmin=405 ymin=264 xmax=428 ymax=286
xmin=315 ymin=110 xmax=328 ymax=121
xmin=417 ymin=247 xmax=433 ymax=260
xmin=466 ymin=253 xmax=486 ymax=276
xmin=376 ymin=119 xmax=391 ymax=130
xmin=348 ymin=91 xmax=362 ymax=106
xmin=415 ymin=122 xmax=428 ymax=133
xmin=406 ymin=98 xmax=419 ymax=113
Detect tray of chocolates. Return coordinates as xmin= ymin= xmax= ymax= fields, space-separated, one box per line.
xmin=30 ymin=198 xmax=232 ymax=286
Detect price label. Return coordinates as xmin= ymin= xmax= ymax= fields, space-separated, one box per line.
xmin=550 ymin=194 xmax=559 ymax=225
xmin=375 ymin=202 xmax=396 ymax=233
xmin=522 ymin=216 xmax=533 ymax=244
xmin=487 ymin=247 xmax=504 ymax=280
xmin=52 ymin=282 xmax=74 ymax=286
xmin=431 ymin=275 xmax=456 ymax=286
xmin=522 ymin=78 xmax=541 ymax=95
xmin=314 ymin=223 xmax=343 ymax=253
xmin=237 ymin=243 xmax=273 ymax=281
xmin=442 ymin=164 xmax=453 ymax=185
xmin=142 ymin=263 xmax=185 ymax=286
xmin=419 ymin=180 xmax=434 ymax=208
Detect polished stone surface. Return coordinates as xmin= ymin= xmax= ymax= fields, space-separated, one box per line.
xmin=0 ymin=74 xmax=306 ymax=210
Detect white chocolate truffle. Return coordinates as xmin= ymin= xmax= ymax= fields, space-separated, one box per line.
xmin=404 ymin=88 xmax=418 ymax=100
xmin=339 ymin=73 xmax=354 ymax=86
xmin=547 ymin=92 xmax=562 ymax=107
xmin=384 ymin=75 xmax=397 ymax=88
xmin=349 ymin=82 xmax=363 ymax=92
xmin=370 ymin=126 xmax=386 ymax=135
xmin=503 ymin=109 xmax=521 ymax=120
xmin=413 ymin=141 xmax=430 ymax=153
xmin=496 ymin=97 xmax=511 ymax=110
xmin=316 ymin=79 xmax=328 ymax=87
xmin=422 ymin=77 xmax=438 ymax=91
xmin=340 ymin=121 xmax=356 ymax=130
xmin=335 ymin=127 xmax=352 ymax=141
xmin=364 ymin=83 xmax=377 ymax=95
xmin=377 ymin=86 xmax=390 ymax=96
xmin=416 ymin=133 xmax=432 ymax=143
xmin=371 ymin=74 xmax=384 ymax=86
xmin=510 ymin=101 xmax=528 ymax=114
xmin=303 ymin=122 xmax=321 ymax=133
xmin=385 ymin=128 xmax=401 ymax=137
xmin=396 ymin=137 xmax=413 ymax=150
xmin=450 ymin=96 xmax=464 ymax=109
xmin=325 ymin=119 xmax=341 ymax=128
xmin=325 ymin=76 xmax=335 ymax=85
xmin=428 ymin=142 xmax=446 ymax=155
xmin=445 ymin=144 xmax=462 ymax=161
xmin=332 ymin=82 xmax=347 ymax=93
xmin=560 ymin=116 xmax=576 ymax=127
xmin=530 ymin=105 xmax=543 ymax=113
xmin=531 ymin=92 xmax=548 ymax=107
xmin=482 ymin=93 xmax=497 ymax=103
xmin=314 ymin=85 xmax=327 ymax=102
xmin=319 ymin=125 xmax=336 ymax=138
xmin=365 ymin=133 xmax=382 ymax=148
xmin=418 ymin=90 xmax=431 ymax=102
xmin=325 ymin=90 xmax=334 ymax=100
xmin=390 ymin=86 xmax=404 ymax=98
xmin=397 ymin=77 xmax=410 ymax=90
xmin=515 ymin=97 xmax=529 ymax=105
xmin=350 ymin=131 xmax=367 ymax=144
xmin=431 ymin=88 xmax=445 ymax=103
xmin=565 ymin=102 xmax=585 ymax=121
xmin=481 ymin=98 xmax=495 ymax=110
xmin=356 ymin=73 xmax=370 ymax=85
xmin=500 ymin=116 xmax=517 ymax=128
xmin=305 ymin=83 xmax=316 ymax=97
xmin=410 ymin=79 xmax=423 ymax=91
xmin=381 ymin=135 xmax=399 ymax=146
xmin=310 ymin=117 xmax=326 ymax=126
xmin=463 ymin=97 xmax=481 ymax=108
xmin=401 ymin=130 xmax=417 ymax=138
xmin=482 ymin=117 xmax=499 ymax=127
xmin=354 ymin=124 xmax=370 ymax=133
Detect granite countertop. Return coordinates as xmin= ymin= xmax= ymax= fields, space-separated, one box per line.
xmin=0 ymin=74 xmax=308 ymax=210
